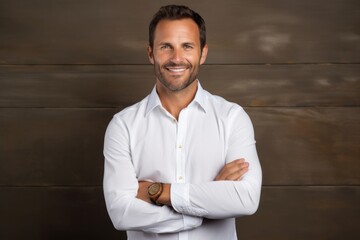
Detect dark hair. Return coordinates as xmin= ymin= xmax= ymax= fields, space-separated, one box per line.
xmin=149 ymin=5 xmax=206 ymax=50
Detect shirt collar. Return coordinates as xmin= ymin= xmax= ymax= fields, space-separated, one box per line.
xmin=145 ymin=80 xmax=207 ymax=116
xmin=192 ymin=81 xmax=207 ymax=112
xmin=145 ymin=85 xmax=162 ymax=116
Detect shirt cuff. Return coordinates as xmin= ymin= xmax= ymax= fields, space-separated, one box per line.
xmin=171 ymin=183 xmax=208 ymax=217
xmin=182 ymin=214 xmax=203 ymax=231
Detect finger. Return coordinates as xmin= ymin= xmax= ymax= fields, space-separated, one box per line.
xmin=221 ymin=159 xmax=246 ymax=172
xmin=216 ymin=162 xmax=249 ymax=181
xmin=214 ymin=159 xmax=247 ymax=180
xmin=226 ymin=163 xmax=249 ymax=180
xmin=226 ymin=165 xmax=249 ymax=180
xmin=228 ymin=158 xmax=245 ymax=166
xmin=223 ymin=161 xmax=248 ymax=175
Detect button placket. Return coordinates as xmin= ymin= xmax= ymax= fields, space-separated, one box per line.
xmin=176 ymin=108 xmax=188 ymax=184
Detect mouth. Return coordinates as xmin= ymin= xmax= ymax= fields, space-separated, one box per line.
xmin=166 ymin=67 xmax=188 ymax=73
xmin=164 ymin=64 xmax=190 ymax=74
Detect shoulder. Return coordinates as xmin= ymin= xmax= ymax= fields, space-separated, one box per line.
xmin=202 ymin=90 xmax=254 ymax=133
xmin=203 ymin=91 xmax=255 ymax=143
xmin=111 ymin=95 xmax=149 ymax=126
xmin=105 ymin=96 xmax=149 ymax=140
xmin=203 ymin=90 xmax=247 ymax=118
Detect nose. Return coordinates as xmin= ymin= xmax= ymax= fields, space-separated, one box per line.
xmin=171 ymin=48 xmax=183 ymax=63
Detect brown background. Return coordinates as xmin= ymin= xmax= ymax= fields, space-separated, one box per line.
xmin=0 ymin=0 xmax=359 ymax=239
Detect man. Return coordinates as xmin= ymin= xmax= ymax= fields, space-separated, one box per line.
xmin=103 ymin=5 xmax=262 ymax=240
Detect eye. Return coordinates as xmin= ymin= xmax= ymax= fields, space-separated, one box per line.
xmin=184 ymin=44 xmax=194 ymax=49
xmin=160 ymin=44 xmax=171 ymax=50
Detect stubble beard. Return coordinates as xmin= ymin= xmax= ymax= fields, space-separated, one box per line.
xmin=154 ymin=61 xmax=199 ymax=92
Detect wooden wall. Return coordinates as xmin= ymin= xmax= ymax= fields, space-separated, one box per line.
xmin=0 ymin=0 xmax=359 ymax=239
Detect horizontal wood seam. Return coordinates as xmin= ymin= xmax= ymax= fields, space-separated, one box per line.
xmin=1 ymin=62 xmax=360 ymax=67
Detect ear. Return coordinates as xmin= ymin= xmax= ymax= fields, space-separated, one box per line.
xmin=200 ymin=44 xmax=208 ymax=65
xmin=147 ymin=46 xmax=154 ymax=64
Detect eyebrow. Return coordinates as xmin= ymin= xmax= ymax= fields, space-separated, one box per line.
xmin=158 ymin=42 xmax=171 ymax=46
xmin=158 ymin=41 xmax=196 ymax=46
xmin=183 ymin=42 xmax=195 ymax=46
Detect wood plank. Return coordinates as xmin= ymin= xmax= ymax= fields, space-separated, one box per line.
xmin=237 ymin=186 xmax=360 ymax=240
xmin=0 ymin=108 xmax=118 ymax=186
xmin=0 ymin=65 xmax=154 ymax=108
xmin=0 ymin=107 xmax=359 ymax=186
xmin=248 ymin=107 xmax=360 ymax=185
xmin=0 ymin=186 xmax=358 ymax=239
xmin=0 ymin=0 xmax=359 ymax=64
xmin=1 ymin=64 xmax=359 ymax=108
xmin=0 ymin=186 xmax=126 ymax=240
xmin=202 ymin=64 xmax=360 ymax=107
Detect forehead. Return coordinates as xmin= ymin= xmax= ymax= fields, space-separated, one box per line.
xmin=153 ymin=18 xmax=200 ymax=44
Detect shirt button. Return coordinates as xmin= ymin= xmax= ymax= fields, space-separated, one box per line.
xmin=178 ymin=176 xmax=183 ymax=180
xmin=178 ymin=145 xmax=182 ymax=148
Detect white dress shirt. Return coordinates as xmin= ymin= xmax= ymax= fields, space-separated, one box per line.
xmin=103 ymin=81 xmax=262 ymax=240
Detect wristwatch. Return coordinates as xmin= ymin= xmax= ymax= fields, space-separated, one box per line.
xmin=148 ymin=182 xmax=164 ymax=206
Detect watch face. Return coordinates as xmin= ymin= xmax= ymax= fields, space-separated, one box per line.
xmin=148 ymin=183 xmax=161 ymax=196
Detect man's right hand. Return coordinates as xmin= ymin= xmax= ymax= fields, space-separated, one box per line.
xmin=215 ymin=158 xmax=249 ymax=181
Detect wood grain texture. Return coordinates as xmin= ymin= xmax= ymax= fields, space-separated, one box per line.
xmin=0 ymin=186 xmax=358 ymax=240
xmin=201 ymin=64 xmax=360 ymax=107
xmin=0 ymin=186 xmax=126 ymax=240
xmin=1 ymin=64 xmax=359 ymax=108
xmin=236 ymin=186 xmax=360 ymax=240
xmin=0 ymin=0 xmax=359 ymax=64
xmin=0 ymin=108 xmax=117 ymax=186
xmin=1 ymin=107 xmax=359 ymax=186
xmin=0 ymin=0 xmax=359 ymax=239
xmin=248 ymin=107 xmax=360 ymax=185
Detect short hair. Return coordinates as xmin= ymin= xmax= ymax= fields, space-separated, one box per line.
xmin=149 ymin=5 xmax=206 ymax=50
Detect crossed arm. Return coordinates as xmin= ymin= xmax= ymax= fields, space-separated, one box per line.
xmin=104 ymin=108 xmax=262 ymax=233
xmin=136 ymin=158 xmax=249 ymax=206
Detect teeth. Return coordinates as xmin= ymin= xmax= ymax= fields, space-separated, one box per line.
xmin=168 ymin=68 xmax=186 ymax=72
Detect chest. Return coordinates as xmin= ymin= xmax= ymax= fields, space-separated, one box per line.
xmin=130 ymin=111 xmax=227 ymax=183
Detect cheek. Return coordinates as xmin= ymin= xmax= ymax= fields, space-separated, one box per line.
xmin=187 ymin=52 xmax=202 ymax=63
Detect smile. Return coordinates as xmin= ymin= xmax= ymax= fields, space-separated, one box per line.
xmin=165 ymin=67 xmax=188 ymax=73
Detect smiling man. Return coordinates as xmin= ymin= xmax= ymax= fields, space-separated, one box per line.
xmin=103 ymin=5 xmax=262 ymax=240
xmin=150 ymin=18 xmax=206 ymax=93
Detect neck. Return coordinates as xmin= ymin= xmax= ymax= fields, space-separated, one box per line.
xmin=156 ymin=80 xmax=198 ymax=120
